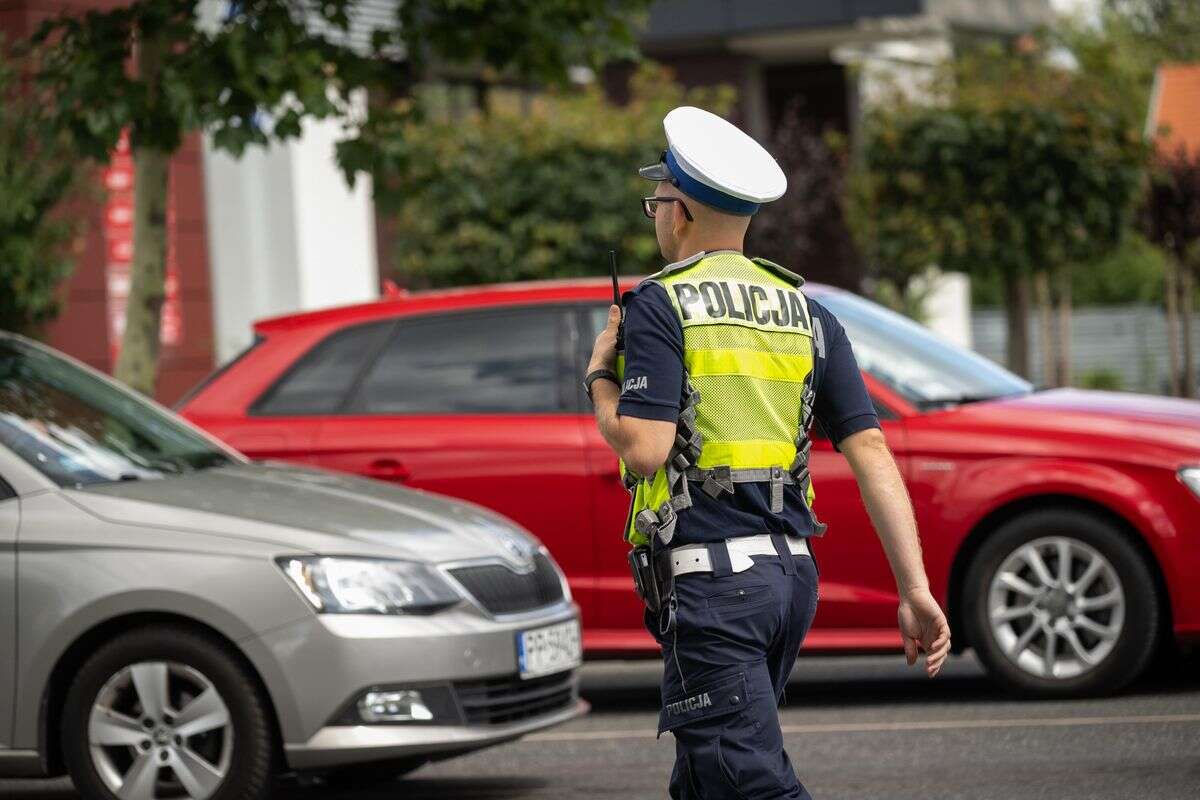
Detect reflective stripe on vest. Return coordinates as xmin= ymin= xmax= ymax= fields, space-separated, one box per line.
xmin=621 ymin=252 xmax=825 ymax=547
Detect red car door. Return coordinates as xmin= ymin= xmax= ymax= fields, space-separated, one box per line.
xmin=804 ymin=409 xmax=909 ymax=649
xmin=309 ymin=306 xmax=596 ymax=617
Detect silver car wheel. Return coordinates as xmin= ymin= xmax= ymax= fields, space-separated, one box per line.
xmin=88 ymin=661 xmax=234 ymax=800
xmin=988 ymin=535 xmax=1125 ymax=680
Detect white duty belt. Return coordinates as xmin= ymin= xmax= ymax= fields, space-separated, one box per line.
xmin=661 ymin=533 xmax=810 ymax=577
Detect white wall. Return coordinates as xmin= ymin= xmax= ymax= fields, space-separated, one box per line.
xmin=287 ymin=116 xmax=378 ymax=311
xmin=917 ymin=271 xmax=973 ymax=350
xmin=202 ymin=128 xmax=379 ymax=363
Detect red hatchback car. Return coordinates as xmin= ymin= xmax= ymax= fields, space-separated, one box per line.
xmin=179 ymin=279 xmax=1200 ymax=697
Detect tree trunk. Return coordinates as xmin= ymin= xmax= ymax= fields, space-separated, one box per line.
xmin=1055 ymin=267 xmax=1072 ymax=387
xmin=1004 ymin=272 xmax=1031 ymax=379
xmin=112 ymin=25 xmax=169 ymax=396
xmin=1164 ymin=256 xmax=1182 ymax=396
xmin=1181 ymin=265 xmax=1196 ymax=398
xmin=1035 ymin=271 xmax=1055 ymax=386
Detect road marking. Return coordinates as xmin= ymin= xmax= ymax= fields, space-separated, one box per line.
xmin=525 ymin=713 xmax=1200 ymax=742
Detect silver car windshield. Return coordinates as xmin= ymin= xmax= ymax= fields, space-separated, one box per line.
xmin=0 ymin=337 xmax=240 ymax=488
xmin=813 ymin=291 xmax=1032 ymax=408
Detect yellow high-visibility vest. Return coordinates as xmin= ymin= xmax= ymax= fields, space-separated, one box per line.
xmin=620 ymin=251 xmax=823 ymax=547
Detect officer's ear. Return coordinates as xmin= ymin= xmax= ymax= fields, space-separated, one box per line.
xmin=672 ymin=200 xmax=691 ymax=239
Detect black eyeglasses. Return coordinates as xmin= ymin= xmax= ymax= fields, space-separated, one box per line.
xmin=642 ymin=196 xmax=694 ymax=221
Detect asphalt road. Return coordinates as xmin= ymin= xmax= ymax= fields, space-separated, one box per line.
xmin=4 ymin=652 xmax=1199 ymax=800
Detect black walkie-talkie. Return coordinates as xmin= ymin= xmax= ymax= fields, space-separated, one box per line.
xmin=609 ymin=249 xmax=625 ymax=352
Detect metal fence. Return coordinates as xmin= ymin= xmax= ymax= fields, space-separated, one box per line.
xmin=971 ymin=305 xmax=1200 ymax=396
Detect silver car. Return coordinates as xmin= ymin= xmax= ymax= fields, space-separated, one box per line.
xmin=0 ymin=333 xmax=586 ymax=800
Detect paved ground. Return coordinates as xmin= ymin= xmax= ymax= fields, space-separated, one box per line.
xmin=4 ymin=651 xmax=1199 ymax=800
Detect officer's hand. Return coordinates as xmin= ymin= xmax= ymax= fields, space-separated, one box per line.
xmin=588 ymin=304 xmax=621 ymax=372
xmin=898 ymin=588 xmax=951 ymax=677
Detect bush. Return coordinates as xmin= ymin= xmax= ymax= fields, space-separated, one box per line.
xmin=0 ymin=40 xmax=83 ymax=334
xmin=971 ymin=233 xmax=1168 ymax=307
xmin=377 ymin=64 xmax=735 ymax=287
xmin=1077 ymin=368 xmax=1124 ymax=391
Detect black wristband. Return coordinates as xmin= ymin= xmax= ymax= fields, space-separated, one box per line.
xmin=584 ymin=368 xmax=619 ymax=403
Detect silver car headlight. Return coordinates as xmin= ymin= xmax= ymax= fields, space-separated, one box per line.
xmin=1180 ymin=467 xmax=1200 ymax=501
xmin=277 ymin=557 xmax=460 ymax=614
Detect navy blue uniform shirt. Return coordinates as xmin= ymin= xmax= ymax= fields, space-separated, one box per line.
xmin=617 ymin=278 xmax=879 ymax=544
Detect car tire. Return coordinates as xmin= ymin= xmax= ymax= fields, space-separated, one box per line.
xmin=962 ymin=508 xmax=1160 ymax=698
xmin=61 ymin=626 xmax=274 ymax=800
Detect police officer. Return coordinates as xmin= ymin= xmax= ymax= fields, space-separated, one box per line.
xmin=583 ymin=107 xmax=951 ymax=799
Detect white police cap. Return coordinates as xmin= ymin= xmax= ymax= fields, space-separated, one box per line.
xmin=638 ymin=106 xmax=786 ymax=216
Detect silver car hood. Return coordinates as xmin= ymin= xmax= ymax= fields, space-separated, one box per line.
xmin=69 ymin=461 xmax=540 ymax=564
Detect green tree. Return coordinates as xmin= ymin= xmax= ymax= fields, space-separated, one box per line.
xmin=971 ymin=233 xmax=1167 ymax=307
xmin=1104 ymin=1 xmax=1200 ymax=66
xmin=1143 ymin=151 xmax=1200 ymax=397
xmin=848 ymin=40 xmax=1147 ymax=380
xmin=746 ymin=102 xmax=859 ymax=289
xmin=31 ymin=0 xmax=650 ymax=395
xmin=0 ymin=39 xmax=84 ymax=334
xmin=1095 ymin=0 xmax=1200 ymax=398
xmin=381 ymin=64 xmax=734 ymax=287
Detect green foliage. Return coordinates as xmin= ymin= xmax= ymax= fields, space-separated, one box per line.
xmin=972 ymin=233 xmax=1167 ymax=306
xmin=1143 ymin=151 xmax=1200 ymax=269
xmin=1059 ymin=3 xmax=1200 ymax=147
xmin=1104 ymin=1 xmax=1200 ymax=65
xmin=25 ymin=0 xmax=653 ymax=392
xmin=1077 ymin=367 xmax=1125 ymax=391
xmin=0 ymin=40 xmax=84 ymax=334
xmin=745 ymin=109 xmax=858 ymax=289
xmin=848 ymin=38 xmax=1148 ymax=293
xmin=381 ymin=65 xmax=735 ymax=287
xmin=32 ymin=0 xmax=653 ymax=178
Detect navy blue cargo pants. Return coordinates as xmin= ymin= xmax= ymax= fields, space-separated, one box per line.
xmin=646 ymin=537 xmax=820 ymax=799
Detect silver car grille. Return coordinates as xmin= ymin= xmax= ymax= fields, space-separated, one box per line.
xmin=448 ymin=553 xmax=565 ymax=615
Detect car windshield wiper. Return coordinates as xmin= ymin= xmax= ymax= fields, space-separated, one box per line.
xmin=913 ymin=394 xmax=1002 ymax=410
xmin=186 ymin=451 xmax=236 ymax=470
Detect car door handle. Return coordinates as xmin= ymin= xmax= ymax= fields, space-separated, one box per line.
xmin=365 ymin=458 xmax=412 ymax=483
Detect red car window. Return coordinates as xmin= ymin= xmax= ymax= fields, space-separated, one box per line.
xmin=253 ymin=320 xmax=394 ymax=416
xmin=348 ymin=308 xmax=574 ymax=415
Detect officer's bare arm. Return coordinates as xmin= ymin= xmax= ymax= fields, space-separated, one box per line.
xmin=588 ymin=304 xmax=677 ymax=475
xmin=590 ymin=378 xmax=677 ymax=476
xmin=839 ymin=427 xmax=952 ymax=677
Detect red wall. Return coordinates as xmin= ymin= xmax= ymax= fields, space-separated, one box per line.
xmin=0 ymin=0 xmax=216 ymax=405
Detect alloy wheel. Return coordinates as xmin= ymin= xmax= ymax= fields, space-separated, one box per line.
xmin=88 ymin=661 xmax=233 ymax=800
xmin=987 ymin=536 xmax=1125 ymax=680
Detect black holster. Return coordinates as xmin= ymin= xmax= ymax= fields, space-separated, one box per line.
xmin=629 ymin=545 xmax=664 ymax=614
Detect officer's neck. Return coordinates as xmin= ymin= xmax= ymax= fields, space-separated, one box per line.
xmin=672 ymin=235 xmax=744 ymax=263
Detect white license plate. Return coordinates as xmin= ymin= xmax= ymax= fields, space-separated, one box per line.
xmin=517 ymin=619 xmax=582 ymax=680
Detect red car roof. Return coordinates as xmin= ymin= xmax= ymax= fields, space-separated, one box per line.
xmin=254 ymin=277 xmax=837 ymax=335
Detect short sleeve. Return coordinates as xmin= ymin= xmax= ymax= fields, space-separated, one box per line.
xmin=616 ymin=283 xmax=684 ymax=423
xmin=809 ymin=299 xmax=880 ymax=449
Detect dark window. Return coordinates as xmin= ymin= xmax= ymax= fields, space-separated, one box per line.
xmin=351 ymin=309 xmax=569 ymax=414
xmin=0 ymin=474 xmax=14 ymax=501
xmin=252 ymin=321 xmax=393 ymax=416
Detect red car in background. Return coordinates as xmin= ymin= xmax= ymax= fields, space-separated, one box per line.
xmin=179 ymin=279 xmax=1200 ymax=697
